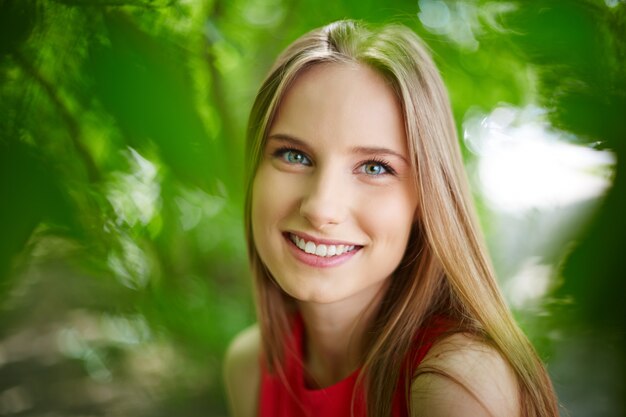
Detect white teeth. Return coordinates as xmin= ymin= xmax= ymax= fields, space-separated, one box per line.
xmin=289 ymin=233 xmax=358 ymax=258
xmin=304 ymin=241 xmax=316 ymax=254
xmin=315 ymin=245 xmax=327 ymax=256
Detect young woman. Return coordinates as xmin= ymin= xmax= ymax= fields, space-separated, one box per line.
xmin=224 ymin=20 xmax=559 ymax=417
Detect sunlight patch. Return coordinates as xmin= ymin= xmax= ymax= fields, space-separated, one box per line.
xmin=464 ymin=104 xmax=616 ymax=214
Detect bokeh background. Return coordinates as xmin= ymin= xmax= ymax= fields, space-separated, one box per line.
xmin=0 ymin=0 xmax=624 ymax=416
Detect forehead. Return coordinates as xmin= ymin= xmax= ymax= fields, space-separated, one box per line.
xmin=270 ymin=62 xmax=408 ymax=155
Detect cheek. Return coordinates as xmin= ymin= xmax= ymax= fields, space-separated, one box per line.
xmin=252 ymin=165 xmax=284 ymax=222
xmin=250 ymin=164 xmax=299 ymax=246
xmin=365 ymin=188 xmax=417 ymax=237
xmin=251 ymin=175 xmax=276 ymax=273
xmin=359 ymin=187 xmax=417 ymax=273
xmin=251 ymin=169 xmax=273 ymax=243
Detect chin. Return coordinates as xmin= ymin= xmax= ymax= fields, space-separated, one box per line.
xmin=281 ymin=281 xmax=347 ymax=305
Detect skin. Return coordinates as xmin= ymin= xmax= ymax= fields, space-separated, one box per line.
xmin=251 ymin=62 xmax=418 ymax=388
xmin=252 ymin=63 xmax=417 ymax=307
xmin=410 ymin=333 xmax=521 ymax=417
xmin=224 ymin=63 xmax=520 ymax=417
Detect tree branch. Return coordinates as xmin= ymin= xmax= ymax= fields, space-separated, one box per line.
xmin=13 ymin=50 xmax=101 ymax=183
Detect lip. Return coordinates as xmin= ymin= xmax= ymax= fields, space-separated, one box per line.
xmin=283 ymin=232 xmax=362 ymax=268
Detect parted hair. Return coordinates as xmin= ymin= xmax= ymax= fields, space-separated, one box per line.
xmin=244 ymin=19 xmax=558 ymax=417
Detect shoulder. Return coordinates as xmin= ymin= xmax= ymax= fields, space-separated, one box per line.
xmin=223 ymin=323 xmax=261 ymax=417
xmin=410 ymin=332 xmax=520 ymax=417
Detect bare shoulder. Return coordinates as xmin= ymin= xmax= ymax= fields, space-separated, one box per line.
xmin=223 ymin=323 xmax=261 ymax=417
xmin=410 ymin=332 xmax=520 ymax=417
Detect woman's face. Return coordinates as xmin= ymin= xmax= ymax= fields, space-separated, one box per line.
xmin=251 ymin=63 xmax=418 ymax=305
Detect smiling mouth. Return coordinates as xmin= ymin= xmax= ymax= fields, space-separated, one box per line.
xmin=287 ymin=233 xmax=360 ymax=258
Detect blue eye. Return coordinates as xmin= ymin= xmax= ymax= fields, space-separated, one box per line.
xmin=362 ymin=163 xmax=386 ymax=175
xmin=361 ymin=160 xmax=394 ymax=176
xmin=279 ymin=149 xmax=311 ymax=166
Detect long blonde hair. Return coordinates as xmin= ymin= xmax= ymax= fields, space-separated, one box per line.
xmin=244 ymin=20 xmax=558 ymax=417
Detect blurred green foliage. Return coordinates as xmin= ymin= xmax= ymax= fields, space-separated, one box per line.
xmin=0 ymin=0 xmax=624 ymax=415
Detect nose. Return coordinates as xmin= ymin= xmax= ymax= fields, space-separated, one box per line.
xmin=299 ymin=169 xmax=349 ymax=230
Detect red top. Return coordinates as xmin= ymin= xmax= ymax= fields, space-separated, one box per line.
xmin=258 ymin=315 xmax=448 ymax=417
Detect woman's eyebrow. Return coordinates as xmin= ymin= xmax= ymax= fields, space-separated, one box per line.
xmin=266 ymin=133 xmax=309 ymax=148
xmin=351 ymin=146 xmax=409 ymax=165
xmin=267 ymin=133 xmax=408 ymax=165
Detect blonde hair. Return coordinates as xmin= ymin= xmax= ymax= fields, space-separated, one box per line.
xmin=244 ymin=20 xmax=558 ymax=416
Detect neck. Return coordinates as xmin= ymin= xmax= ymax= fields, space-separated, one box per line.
xmin=297 ymin=282 xmax=387 ymax=388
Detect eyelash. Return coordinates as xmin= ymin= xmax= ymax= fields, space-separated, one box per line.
xmin=272 ymin=146 xmax=312 ymax=166
xmin=362 ymin=157 xmax=396 ymax=176
xmin=271 ymin=146 xmax=397 ymax=176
